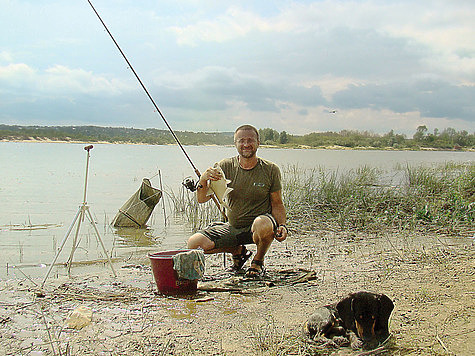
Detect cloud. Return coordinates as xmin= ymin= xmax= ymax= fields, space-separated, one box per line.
xmin=0 ymin=63 xmax=36 ymax=84
xmin=0 ymin=50 xmax=13 ymax=63
xmin=0 ymin=63 xmax=139 ymax=125
xmin=0 ymin=63 xmax=131 ymax=96
xmin=168 ymin=1 xmax=474 ymax=82
xmin=148 ymin=66 xmax=326 ymax=113
xmin=1 ymin=0 xmax=474 ymax=135
xmin=332 ymin=79 xmax=475 ymax=122
xmin=169 ymin=6 xmax=283 ymax=46
xmin=43 ymin=65 xmax=130 ymax=95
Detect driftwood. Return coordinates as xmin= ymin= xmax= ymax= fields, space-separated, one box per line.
xmin=198 ymin=285 xmax=243 ymax=293
xmin=290 ymin=270 xmax=317 ymax=284
xmin=197 ymin=268 xmax=319 ymax=294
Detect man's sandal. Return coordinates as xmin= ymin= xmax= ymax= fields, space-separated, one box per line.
xmin=229 ymin=246 xmax=252 ymax=272
xmin=244 ymin=259 xmax=265 ymax=279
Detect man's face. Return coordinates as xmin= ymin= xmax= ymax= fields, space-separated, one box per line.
xmin=234 ymin=129 xmax=259 ymax=158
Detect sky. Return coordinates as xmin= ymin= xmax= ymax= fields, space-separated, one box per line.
xmin=1 ymin=0 xmax=474 ymax=136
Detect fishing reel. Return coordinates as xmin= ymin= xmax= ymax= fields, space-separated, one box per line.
xmin=182 ymin=177 xmax=199 ymax=192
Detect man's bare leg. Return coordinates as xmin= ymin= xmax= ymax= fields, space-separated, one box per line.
xmin=188 ymin=233 xmax=253 ymax=271
xmin=187 ymin=233 xmax=240 ymax=255
xmin=247 ymin=215 xmax=275 ymax=275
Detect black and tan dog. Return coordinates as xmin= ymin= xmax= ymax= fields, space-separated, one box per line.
xmin=304 ymin=291 xmax=394 ymax=349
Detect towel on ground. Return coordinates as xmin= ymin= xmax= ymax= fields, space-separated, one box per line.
xmin=172 ymin=249 xmax=205 ymax=280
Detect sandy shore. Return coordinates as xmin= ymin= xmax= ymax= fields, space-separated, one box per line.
xmin=2 ymin=137 xmax=473 ymax=151
xmin=0 ymin=228 xmax=473 ymax=355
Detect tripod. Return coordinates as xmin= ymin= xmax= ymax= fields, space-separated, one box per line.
xmin=41 ymin=145 xmax=117 ymax=289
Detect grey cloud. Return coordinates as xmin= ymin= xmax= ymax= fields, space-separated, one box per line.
xmin=332 ymin=79 xmax=475 ymax=122
xmin=0 ymin=90 xmax=158 ymax=128
xmin=149 ymin=67 xmax=327 ymax=112
xmin=218 ymin=27 xmax=429 ymax=82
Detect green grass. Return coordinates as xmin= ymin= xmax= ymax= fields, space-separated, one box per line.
xmin=284 ymin=162 xmax=474 ymax=235
xmin=401 ymin=162 xmax=474 ymax=232
xmin=169 ymin=162 xmax=474 ymax=236
xmin=167 ymin=187 xmax=222 ymax=232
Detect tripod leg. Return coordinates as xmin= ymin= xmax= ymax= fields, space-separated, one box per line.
xmin=67 ymin=206 xmax=85 ymax=276
xmin=41 ymin=207 xmax=82 ymax=289
xmin=85 ymin=207 xmax=117 ymax=277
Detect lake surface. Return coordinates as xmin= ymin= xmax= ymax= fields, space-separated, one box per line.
xmin=0 ymin=142 xmax=473 ymax=279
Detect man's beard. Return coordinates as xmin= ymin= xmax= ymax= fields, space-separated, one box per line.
xmin=239 ymin=147 xmax=257 ymax=158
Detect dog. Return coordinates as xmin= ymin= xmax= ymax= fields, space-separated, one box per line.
xmin=304 ymin=291 xmax=394 ymax=350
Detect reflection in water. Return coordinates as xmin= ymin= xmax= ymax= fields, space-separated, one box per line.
xmin=113 ymin=227 xmax=160 ymax=247
xmin=168 ymin=300 xmax=198 ymax=320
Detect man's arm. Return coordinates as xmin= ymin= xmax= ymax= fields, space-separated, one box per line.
xmin=270 ymin=190 xmax=287 ymax=242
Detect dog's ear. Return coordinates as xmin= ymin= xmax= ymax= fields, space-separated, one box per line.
xmin=336 ymin=294 xmax=355 ymax=329
xmin=375 ymin=294 xmax=394 ymax=335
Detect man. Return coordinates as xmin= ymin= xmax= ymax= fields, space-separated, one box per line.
xmin=187 ymin=124 xmax=287 ymax=278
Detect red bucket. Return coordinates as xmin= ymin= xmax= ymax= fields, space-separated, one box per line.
xmin=148 ymin=250 xmax=198 ymax=295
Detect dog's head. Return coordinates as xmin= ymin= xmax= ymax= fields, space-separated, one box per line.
xmin=336 ymin=291 xmax=394 ymax=343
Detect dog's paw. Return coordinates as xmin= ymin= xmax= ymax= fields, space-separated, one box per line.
xmin=311 ymin=336 xmax=338 ymax=349
xmin=332 ymin=335 xmax=350 ymax=347
xmin=350 ymin=338 xmax=363 ymax=350
xmin=312 ymin=335 xmax=329 ymax=345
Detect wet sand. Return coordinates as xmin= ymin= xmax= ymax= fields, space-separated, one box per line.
xmin=0 ymin=229 xmax=474 ymax=355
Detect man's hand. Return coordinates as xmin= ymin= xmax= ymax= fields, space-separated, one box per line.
xmin=197 ymin=166 xmax=222 ymax=203
xmin=275 ymin=225 xmax=288 ymax=242
xmin=201 ymin=166 xmax=222 ymax=183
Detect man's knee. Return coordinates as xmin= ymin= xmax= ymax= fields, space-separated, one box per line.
xmin=187 ymin=233 xmax=215 ymax=251
xmin=251 ymin=215 xmax=275 ymax=243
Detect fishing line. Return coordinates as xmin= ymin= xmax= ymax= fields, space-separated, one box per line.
xmin=86 ymin=0 xmax=199 ymax=176
xmin=86 ymin=0 xmax=227 ymax=218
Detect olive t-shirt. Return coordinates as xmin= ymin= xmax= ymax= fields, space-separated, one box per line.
xmin=218 ymin=156 xmax=282 ymax=228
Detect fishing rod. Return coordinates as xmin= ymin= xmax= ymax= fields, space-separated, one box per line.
xmin=86 ymin=0 xmax=226 ymax=218
xmin=87 ymin=0 xmax=197 ymax=174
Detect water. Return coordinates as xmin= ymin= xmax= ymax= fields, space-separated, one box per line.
xmin=0 ymin=142 xmax=473 ymax=279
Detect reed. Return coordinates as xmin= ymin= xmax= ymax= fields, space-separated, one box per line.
xmin=166 ymin=186 xmax=221 ymax=231
xmin=283 ymin=162 xmax=474 ymax=235
xmin=169 ymin=162 xmax=474 ymax=236
xmin=401 ymin=162 xmax=474 ymax=232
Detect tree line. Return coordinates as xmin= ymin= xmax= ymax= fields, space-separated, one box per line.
xmin=0 ymin=125 xmax=234 ymax=146
xmin=258 ymin=126 xmax=474 ymax=150
xmin=1 ymin=124 xmax=473 ymax=150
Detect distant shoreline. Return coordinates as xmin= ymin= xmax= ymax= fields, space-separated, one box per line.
xmin=2 ymin=124 xmax=473 ymax=151
xmin=1 ymin=137 xmax=474 ymax=152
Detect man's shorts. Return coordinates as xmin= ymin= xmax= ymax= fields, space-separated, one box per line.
xmin=197 ymin=213 xmax=277 ymax=249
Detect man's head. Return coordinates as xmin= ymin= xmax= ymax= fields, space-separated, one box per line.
xmin=234 ymin=125 xmax=260 ymax=159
